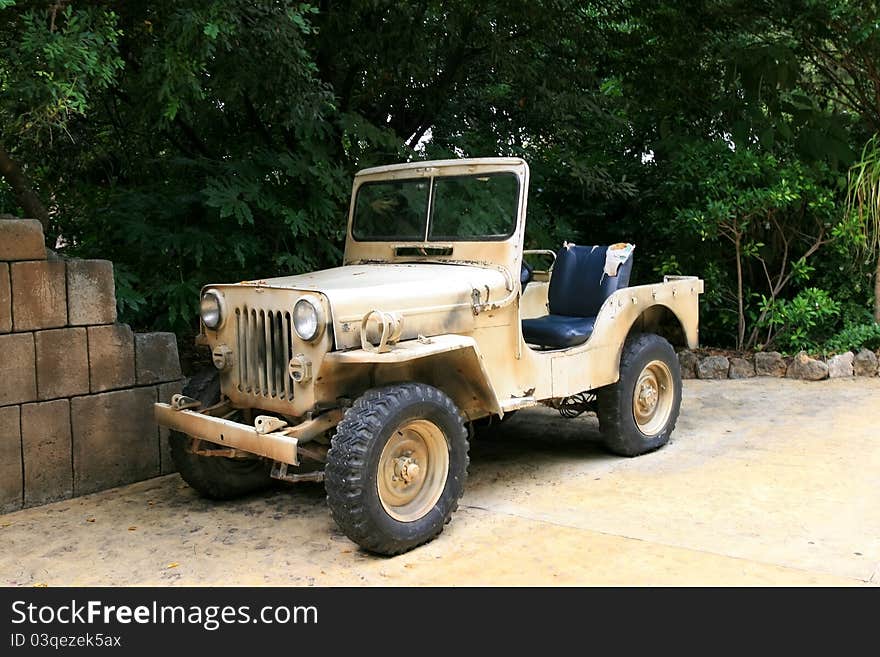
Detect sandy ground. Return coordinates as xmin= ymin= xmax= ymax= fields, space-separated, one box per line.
xmin=1 ymin=378 xmax=877 ymax=586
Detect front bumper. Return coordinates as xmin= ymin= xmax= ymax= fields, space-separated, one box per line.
xmin=154 ymin=403 xmax=342 ymax=465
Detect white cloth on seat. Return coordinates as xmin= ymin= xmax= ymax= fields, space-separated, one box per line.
xmin=604 ymin=243 xmax=635 ymax=277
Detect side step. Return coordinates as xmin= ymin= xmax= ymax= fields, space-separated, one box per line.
xmin=500 ymin=396 xmax=538 ymax=413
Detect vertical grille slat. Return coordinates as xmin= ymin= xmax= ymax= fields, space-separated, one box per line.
xmin=249 ymin=309 xmax=259 ymax=394
xmin=263 ymin=310 xmax=273 ymax=397
xmin=282 ymin=312 xmax=292 ymax=401
xmin=258 ymin=310 xmax=267 ymax=396
xmin=273 ymin=312 xmax=284 ymax=396
xmin=236 ymin=308 xmax=244 ymax=391
xmin=233 ymin=304 xmax=295 ymax=402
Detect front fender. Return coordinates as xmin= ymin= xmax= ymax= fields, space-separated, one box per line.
xmin=319 ymin=335 xmax=502 ymax=420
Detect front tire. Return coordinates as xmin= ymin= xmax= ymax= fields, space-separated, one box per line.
xmin=169 ymin=370 xmax=273 ymax=500
xmin=325 ymin=383 xmax=469 ymax=556
xmin=596 ymin=333 xmax=682 ymax=456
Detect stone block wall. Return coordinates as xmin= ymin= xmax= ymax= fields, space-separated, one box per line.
xmin=0 ymin=218 xmax=183 ymax=513
xmin=678 ymin=348 xmax=880 ymax=381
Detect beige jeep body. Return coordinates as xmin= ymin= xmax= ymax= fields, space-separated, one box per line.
xmin=155 ymin=157 xmax=703 ymax=472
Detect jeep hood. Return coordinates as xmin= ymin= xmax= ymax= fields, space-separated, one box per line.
xmin=239 ymin=263 xmax=510 ymax=349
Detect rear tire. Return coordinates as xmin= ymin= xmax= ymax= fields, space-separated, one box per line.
xmin=169 ymin=370 xmax=273 ymax=500
xmin=596 ymin=333 xmax=682 ymax=456
xmin=325 ymin=383 xmax=469 ymax=556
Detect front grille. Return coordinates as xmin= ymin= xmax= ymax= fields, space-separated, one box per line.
xmin=234 ymin=306 xmax=295 ymax=400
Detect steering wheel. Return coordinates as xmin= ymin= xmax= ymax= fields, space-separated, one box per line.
xmin=520 ymin=259 xmax=533 ymax=290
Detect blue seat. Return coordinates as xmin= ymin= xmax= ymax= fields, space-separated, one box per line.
xmin=522 ymin=244 xmax=633 ymax=349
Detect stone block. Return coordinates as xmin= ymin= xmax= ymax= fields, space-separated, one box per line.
xmin=11 ymin=260 xmax=66 ymax=330
xmin=21 ymin=399 xmax=72 ymax=507
xmin=0 ymin=332 xmax=36 ymax=406
xmin=786 ymin=351 xmax=828 ymax=381
xmin=35 ymin=327 xmax=89 ymax=400
xmin=0 ymin=263 xmax=10 ymax=333
xmin=0 ymin=405 xmax=22 ymax=513
xmin=87 ymin=324 xmax=135 ymax=392
xmin=677 ymin=350 xmax=698 ymax=379
xmin=71 ymin=387 xmax=160 ymax=495
xmin=827 ymin=352 xmax=854 ymax=378
xmin=66 ymin=259 xmax=116 ymax=326
xmin=135 ymin=332 xmax=182 ymax=384
xmin=728 ymin=357 xmax=755 ymax=379
xmin=755 ymin=351 xmax=787 ymax=377
xmin=853 ymin=349 xmax=878 ymax=377
xmin=158 ymin=380 xmax=184 ymax=475
xmin=697 ymin=355 xmax=729 ymax=379
xmin=0 ymin=218 xmax=46 ymax=261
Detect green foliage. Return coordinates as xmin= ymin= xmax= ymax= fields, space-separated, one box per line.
xmin=844 ymin=134 xmax=880 ymax=319
xmin=0 ymin=4 xmax=123 ymax=141
xmin=755 ymin=288 xmax=841 ymax=352
xmin=824 ymin=322 xmax=880 ymax=353
xmin=652 ymin=140 xmax=844 ymax=348
xmin=0 ymin=0 xmax=877 ymax=349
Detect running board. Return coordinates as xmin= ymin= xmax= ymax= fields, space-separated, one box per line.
xmin=500 ymin=396 xmax=538 ymax=413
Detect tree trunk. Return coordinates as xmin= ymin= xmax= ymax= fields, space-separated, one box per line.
xmin=0 ymin=141 xmax=49 ymax=230
xmin=734 ymin=233 xmax=745 ymax=350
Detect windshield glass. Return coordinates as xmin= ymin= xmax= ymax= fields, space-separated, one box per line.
xmin=352 ymin=172 xmax=519 ymax=242
xmin=351 ymin=178 xmax=429 ymax=241
xmin=429 ymin=173 xmax=519 ymax=240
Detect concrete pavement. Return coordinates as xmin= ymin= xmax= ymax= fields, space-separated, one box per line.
xmin=1 ymin=378 xmax=877 ymax=586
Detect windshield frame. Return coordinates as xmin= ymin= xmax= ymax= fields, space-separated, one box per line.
xmin=349 ymin=170 xmax=522 ymax=244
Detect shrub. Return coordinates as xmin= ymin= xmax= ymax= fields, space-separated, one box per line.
xmin=824 ymin=323 xmax=880 ymax=353
xmin=755 ymin=287 xmax=840 ymax=353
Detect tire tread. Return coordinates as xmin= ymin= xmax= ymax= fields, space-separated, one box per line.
xmin=325 ymin=383 xmax=469 ymax=556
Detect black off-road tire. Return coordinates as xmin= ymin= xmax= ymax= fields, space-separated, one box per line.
xmin=169 ymin=369 xmax=273 ymax=500
xmin=325 ymin=383 xmax=469 ymax=556
xmin=596 ymin=333 xmax=682 ymax=457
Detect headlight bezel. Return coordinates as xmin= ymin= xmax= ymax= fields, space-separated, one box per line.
xmin=293 ymin=295 xmax=325 ymax=342
xmin=200 ymin=289 xmax=224 ymax=329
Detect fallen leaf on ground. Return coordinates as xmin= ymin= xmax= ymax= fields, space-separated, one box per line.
xmin=166 ymin=562 xmax=179 ymax=569
xmin=86 ymin=518 xmax=96 ymax=523
xmin=128 ymin=526 xmax=137 ymax=531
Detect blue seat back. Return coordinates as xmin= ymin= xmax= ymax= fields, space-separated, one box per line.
xmin=548 ymin=245 xmax=633 ymax=318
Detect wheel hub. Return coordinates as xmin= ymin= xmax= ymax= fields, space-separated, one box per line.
xmin=377 ymin=420 xmax=449 ymax=523
xmin=637 ymin=380 xmax=659 ymax=415
xmin=393 ymin=455 xmax=421 ymax=485
xmin=632 ymin=360 xmax=674 ymax=435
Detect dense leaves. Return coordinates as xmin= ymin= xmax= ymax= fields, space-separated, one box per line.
xmin=0 ymin=0 xmax=878 ymax=352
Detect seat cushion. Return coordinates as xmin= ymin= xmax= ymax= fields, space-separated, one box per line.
xmin=522 ymin=314 xmax=597 ymax=349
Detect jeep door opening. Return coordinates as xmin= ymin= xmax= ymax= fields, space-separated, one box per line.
xmin=155 ymin=157 xmax=703 ymax=555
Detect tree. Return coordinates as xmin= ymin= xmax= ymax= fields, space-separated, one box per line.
xmin=0 ymin=0 xmax=875 ymax=354
xmin=846 ymin=135 xmax=880 ymax=321
xmin=0 ymin=1 xmax=124 ymax=230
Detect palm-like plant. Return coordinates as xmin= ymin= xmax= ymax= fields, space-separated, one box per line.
xmin=846 ymin=134 xmax=880 ymax=322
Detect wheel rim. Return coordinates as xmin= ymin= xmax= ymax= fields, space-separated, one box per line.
xmin=632 ymin=359 xmax=674 ymax=435
xmin=377 ymin=419 xmax=449 ymax=522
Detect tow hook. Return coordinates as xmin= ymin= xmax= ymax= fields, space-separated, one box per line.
xmin=170 ymin=394 xmax=201 ymax=411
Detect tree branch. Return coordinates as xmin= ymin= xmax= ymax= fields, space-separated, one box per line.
xmin=0 ymin=140 xmax=50 ymax=230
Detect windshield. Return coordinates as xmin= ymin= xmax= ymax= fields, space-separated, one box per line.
xmin=352 ymin=172 xmax=519 ymax=242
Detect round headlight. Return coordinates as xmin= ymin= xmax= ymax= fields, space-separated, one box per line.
xmin=200 ymin=290 xmax=222 ymax=329
xmin=293 ymin=297 xmax=323 ymax=342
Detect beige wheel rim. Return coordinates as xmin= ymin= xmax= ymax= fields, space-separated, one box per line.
xmin=377 ymin=419 xmax=449 ymax=522
xmin=632 ymin=360 xmax=674 ymax=435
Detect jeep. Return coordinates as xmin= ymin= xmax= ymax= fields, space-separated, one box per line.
xmin=155 ymin=157 xmax=703 ymax=555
